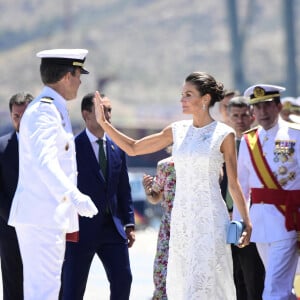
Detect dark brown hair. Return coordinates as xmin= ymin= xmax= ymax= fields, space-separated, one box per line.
xmin=185 ymin=72 xmax=225 ymax=107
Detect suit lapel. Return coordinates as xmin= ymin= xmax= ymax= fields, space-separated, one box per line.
xmin=81 ymin=132 xmax=103 ymax=181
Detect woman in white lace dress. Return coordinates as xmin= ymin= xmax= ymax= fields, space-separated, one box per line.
xmin=94 ymin=71 xmax=252 ymax=300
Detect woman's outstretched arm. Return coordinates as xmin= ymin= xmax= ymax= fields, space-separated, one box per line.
xmin=94 ymin=91 xmax=173 ymax=156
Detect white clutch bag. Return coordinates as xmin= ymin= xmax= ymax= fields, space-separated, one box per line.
xmin=226 ymin=220 xmax=245 ymax=245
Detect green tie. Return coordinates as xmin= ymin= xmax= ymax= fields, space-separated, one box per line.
xmin=97 ymin=139 xmax=107 ymax=179
xmin=236 ymin=139 xmax=241 ymax=154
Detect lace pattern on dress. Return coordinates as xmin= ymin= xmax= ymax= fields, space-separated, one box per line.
xmin=166 ymin=120 xmax=236 ymax=300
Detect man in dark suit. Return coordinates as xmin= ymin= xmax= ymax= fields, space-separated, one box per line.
xmin=61 ymin=93 xmax=135 ymax=300
xmin=0 ymin=92 xmax=33 ymax=300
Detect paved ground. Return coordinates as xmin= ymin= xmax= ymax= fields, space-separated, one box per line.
xmin=0 ymin=227 xmax=158 ymax=300
xmin=84 ymin=227 xmax=158 ymax=300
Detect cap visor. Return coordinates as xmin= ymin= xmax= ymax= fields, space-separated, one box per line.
xmin=250 ymin=97 xmax=274 ymax=105
xmin=80 ymin=68 xmax=89 ymax=74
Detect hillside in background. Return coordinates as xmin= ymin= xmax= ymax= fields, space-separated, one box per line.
xmin=0 ymin=0 xmax=299 ymax=130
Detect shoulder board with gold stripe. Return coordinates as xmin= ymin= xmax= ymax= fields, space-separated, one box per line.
xmin=40 ymin=97 xmax=54 ymax=104
xmin=242 ymin=125 xmax=260 ymax=135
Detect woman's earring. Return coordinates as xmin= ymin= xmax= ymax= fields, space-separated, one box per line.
xmin=202 ymin=103 xmax=206 ymax=111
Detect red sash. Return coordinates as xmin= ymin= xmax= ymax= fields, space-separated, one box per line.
xmin=66 ymin=231 xmax=79 ymax=242
xmin=251 ymin=188 xmax=300 ymax=232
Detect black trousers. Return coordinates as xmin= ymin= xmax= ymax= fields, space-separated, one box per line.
xmin=60 ymin=214 xmax=132 ymax=300
xmin=0 ymin=227 xmax=23 ymax=300
xmin=232 ymin=242 xmax=265 ymax=300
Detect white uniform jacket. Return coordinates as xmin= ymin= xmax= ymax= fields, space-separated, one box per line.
xmin=8 ymin=86 xmax=78 ymax=232
xmin=236 ymin=119 xmax=300 ymax=243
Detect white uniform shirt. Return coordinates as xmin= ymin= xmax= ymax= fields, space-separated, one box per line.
xmin=9 ymin=86 xmax=79 ymax=232
xmin=235 ymin=119 xmax=300 ymax=242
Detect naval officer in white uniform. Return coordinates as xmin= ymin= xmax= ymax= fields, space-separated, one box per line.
xmin=8 ymin=49 xmax=98 ymax=300
xmin=235 ymin=84 xmax=300 ymax=300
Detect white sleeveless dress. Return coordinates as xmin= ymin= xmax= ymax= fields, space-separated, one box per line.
xmin=166 ymin=120 xmax=236 ymax=300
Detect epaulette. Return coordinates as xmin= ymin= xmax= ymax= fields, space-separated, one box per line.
xmin=40 ymin=97 xmax=54 ymax=104
xmin=287 ymin=122 xmax=300 ymax=130
xmin=242 ymin=125 xmax=260 ymax=135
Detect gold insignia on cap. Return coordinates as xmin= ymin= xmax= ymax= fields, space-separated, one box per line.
xmin=253 ymin=87 xmax=265 ymax=98
xmin=282 ymin=102 xmax=292 ymax=110
xmin=249 ymin=87 xmax=280 ymax=105
xmin=73 ymin=61 xmax=84 ymax=67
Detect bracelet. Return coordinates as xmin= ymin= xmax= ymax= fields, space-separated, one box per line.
xmin=146 ymin=188 xmax=153 ymax=197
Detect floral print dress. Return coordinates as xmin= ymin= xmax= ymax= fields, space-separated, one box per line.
xmin=151 ymin=156 xmax=176 ymax=300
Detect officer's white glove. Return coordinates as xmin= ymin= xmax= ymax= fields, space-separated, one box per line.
xmin=72 ymin=192 xmax=98 ymax=218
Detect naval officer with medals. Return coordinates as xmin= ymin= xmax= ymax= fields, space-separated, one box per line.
xmin=235 ymin=84 xmax=300 ymax=300
xmin=8 ymin=49 xmax=98 ymax=300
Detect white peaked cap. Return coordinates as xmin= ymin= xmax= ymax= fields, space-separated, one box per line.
xmin=36 ymin=49 xmax=89 ymax=74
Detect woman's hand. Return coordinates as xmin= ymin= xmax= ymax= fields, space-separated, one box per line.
xmin=94 ymin=91 xmax=106 ymax=126
xmin=238 ymin=222 xmax=252 ymax=248
xmin=143 ymin=174 xmax=154 ymax=195
xmin=143 ymin=174 xmax=162 ymax=204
